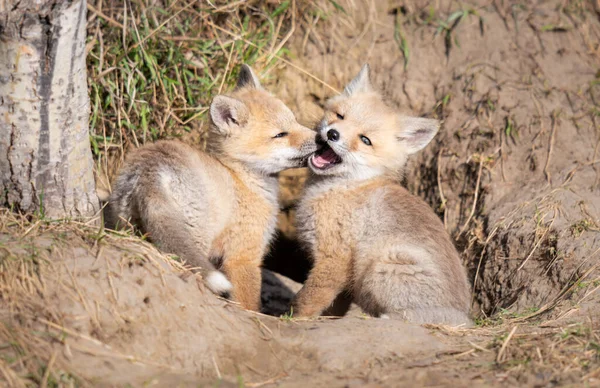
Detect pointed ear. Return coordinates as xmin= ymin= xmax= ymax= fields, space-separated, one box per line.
xmin=235 ymin=64 xmax=262 ymax=90
xmin=210 ymin=95 xmax=249 ymax=134
xmin=397 ymin=117 xmax=440 ymax=154
xmin=343 ymin=64 xmax=372 ymax=96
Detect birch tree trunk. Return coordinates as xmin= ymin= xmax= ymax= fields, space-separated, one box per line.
xmin=0 ymin=0 xmax=98 ymax=218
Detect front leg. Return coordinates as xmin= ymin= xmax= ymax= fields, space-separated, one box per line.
xmin=222 ymin=255 xmax=262 ymax=311
xmin=292 ymin=246 xmax=352 ymax=317
xmin=212 ymin=228 xmax=266 ymax=312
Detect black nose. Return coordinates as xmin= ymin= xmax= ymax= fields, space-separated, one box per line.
xmin=327 ymin=129 xmax=340 ymax=142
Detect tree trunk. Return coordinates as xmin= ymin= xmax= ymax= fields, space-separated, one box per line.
xmin=0 ymin=0 xmax=98 ymax=218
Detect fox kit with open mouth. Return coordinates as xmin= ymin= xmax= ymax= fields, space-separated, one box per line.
xmin=292 ymin=65 xmax=471 ymax=325
xmin=107 ymin=65 xmax=317 ymax=312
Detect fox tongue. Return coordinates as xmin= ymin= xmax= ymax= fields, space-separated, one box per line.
xmin=312 ymin=148 xmax=338 ymax=169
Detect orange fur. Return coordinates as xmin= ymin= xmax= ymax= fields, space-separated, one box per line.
xmin=107 ymin=65 xmax=317 ymax=311
xmin=293 ymin=65 xmax=471 ymax=325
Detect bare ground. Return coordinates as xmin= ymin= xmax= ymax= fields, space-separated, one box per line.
xmin=2 ymin=0 xmax=600 ymax=387
xmin=0 ymin=211 xmax=450 ymax=386
xmin=1 ymin=210 xmax=599 ymax=387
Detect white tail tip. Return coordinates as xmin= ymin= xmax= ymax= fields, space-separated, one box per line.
xmin=205 ymin=271 xmax=233 ymax=295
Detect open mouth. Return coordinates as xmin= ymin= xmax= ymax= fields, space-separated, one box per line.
xmin=290 ymin=154 xmax=311 ymax=166
xmin=310 ymin=143 xmax=342 ymax=170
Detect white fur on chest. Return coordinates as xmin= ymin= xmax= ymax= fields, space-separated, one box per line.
xmin=296 ymin=177 xmax=356 ymax=251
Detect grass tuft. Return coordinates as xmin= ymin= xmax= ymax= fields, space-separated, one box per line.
xmin=434 ymin=6 xmax=484 ymax=58
xmin=86 ymin=0 xmax=323 ymax=191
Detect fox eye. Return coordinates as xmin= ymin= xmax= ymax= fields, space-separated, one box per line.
xmin=336 ymin=112 xmax=344 ymax=120
xmin=273 ymin=132 xmax=288 ymax=138
xmin=360 ymin=135 xmax=372 ymax=146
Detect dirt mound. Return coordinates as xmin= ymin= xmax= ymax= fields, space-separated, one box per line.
xmin=272 ymin=0 xmax=600 ymax=318
xmin=0 ymin=211 xmax=446 ymax=386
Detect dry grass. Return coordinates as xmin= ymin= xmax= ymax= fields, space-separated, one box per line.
xmin=0 ymin=209 xmax=88 ymax=386
xmin=85 ymin=0 xmax=343 ymax=192
xmin=491 ymin=321 xmax=600 ymax=385
xmin=0 ymin=208 xmax=191 ymax=386
xmin=424 ymin=319 xmax=600 ymax=385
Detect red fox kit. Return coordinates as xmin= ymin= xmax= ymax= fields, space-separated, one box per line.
xmin=107 ymin=65 xmax=317 ymax=312
xmin=292 ymin=65 xmax=471 ymax=325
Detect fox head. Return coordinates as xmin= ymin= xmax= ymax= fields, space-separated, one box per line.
xmin=208 ymin=65 xmax=317 ymax=175
xmin=308 ymin=64 xmax=440 ymax=180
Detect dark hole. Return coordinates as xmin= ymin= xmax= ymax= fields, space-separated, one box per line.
xmin=263 ymin=231 xmax=312 ymax=283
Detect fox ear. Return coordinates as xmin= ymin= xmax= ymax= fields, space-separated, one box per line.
xmin=343 ymin=64 xmax=372 ymax=96
xmin=236 ymin=64 xmax=262 ymax=90
xmin=210 ymin=95 xmax=249 ymax=134
xmin=397 ymin=117 xmax=440 ymax=154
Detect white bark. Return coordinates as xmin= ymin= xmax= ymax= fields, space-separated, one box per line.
xmin=0 ymin=0 xmax=98 ymax=217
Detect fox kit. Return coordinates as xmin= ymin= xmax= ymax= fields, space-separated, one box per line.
xmin=107 ymin=65 xmax=317 ymax=312
xmin=292 ymin=65 xmax=471 ymax=325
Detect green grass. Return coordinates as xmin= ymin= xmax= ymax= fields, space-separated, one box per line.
xmin=280 ymin=307 xmax=294 ymax=322
xmin=391 ymin=5 xmax=485 ymax=67
xmin=504 ymin=115 xmax=518 ymax=143
xmin=575 ymin=279 xmax=600 ymax=290
xmin=394 ymin=11 xmax=410 ymax=70
xmin=540 ymin=24 xmax=570 ymax=32
xmin=87 ymin=2 xmax=284 ymax=137
xmin=570 ymin=219 xmax=598 ymax=237
xmin=474 ymin=307 xmax=542 ymax=327
xmin=85 ymin=0 xmax=333 ymax=186
xmin=433 ymin=6 xmax=484 ymax=58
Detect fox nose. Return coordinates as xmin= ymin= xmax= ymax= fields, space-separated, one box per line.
xmin=327 ymin=129 xmax=340 ymax=142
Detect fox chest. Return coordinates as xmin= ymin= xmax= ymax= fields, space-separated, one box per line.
xmin=212 ymin=193 xmax=279 ymax=257
xmin=240 ymin=189 xmax=279 ymax=249
xmin=295 ymin=200 xmax=318 ymax=249
xmin=254 ymin=206 xmax=279 ymax=248
xmin=296 ymin=192 xmax=357 ymax=251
